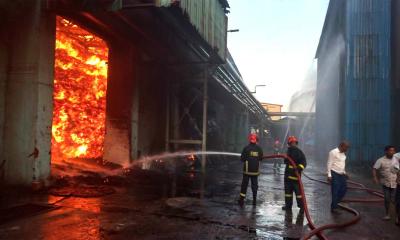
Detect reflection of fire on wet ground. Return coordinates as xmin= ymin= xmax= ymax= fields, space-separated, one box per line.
xmin=48 ymin=152 xmax=225 ymax=199
xmin=49 ymin=185 xmax=116 ymax=198
xmin=49 ymin=158 xmax=199 ymax=199
xmin=51 ymin=157 xmax=122 ymax=177
xmin=49 ymin=159 xmax=117 ymax=198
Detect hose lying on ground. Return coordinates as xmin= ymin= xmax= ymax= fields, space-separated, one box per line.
xmin=303 ymin=172 xmax=384 ymax=203
xmin=263 ymin=154 xmax=385 ymax=240
xmin=263 ymin=154 xmax=328 ymax=240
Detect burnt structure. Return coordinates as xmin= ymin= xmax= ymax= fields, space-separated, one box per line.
xmin=0 ymin=0 xmax=270 ymax=185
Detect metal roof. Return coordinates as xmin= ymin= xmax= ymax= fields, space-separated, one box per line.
xmin=218 ymin=0 xmax=230 ymax=9
xmin=212 ymin=51 xmax=270 ymax=121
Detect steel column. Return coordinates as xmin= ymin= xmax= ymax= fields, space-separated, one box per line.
xmin=201 ymin=67 xmax=208 ymax=173
xmin=130 ymin=78 xmax=139 ymax=161
xmin=165 ymin=78 xmax=171 ymax=152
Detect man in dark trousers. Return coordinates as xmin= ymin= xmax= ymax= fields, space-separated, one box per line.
xmin=327 ymin=141 xmax=350 ymax=214
xmin=238 ymin=133 xmax=263 ymax=207
xmin=373 ymin=145 xmax=397 ymax=220
xmin=282 ymin=136 xmax=307 ymax=212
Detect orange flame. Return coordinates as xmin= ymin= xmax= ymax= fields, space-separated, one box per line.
xmin=51 ymin=16 xmax=108 ymax=163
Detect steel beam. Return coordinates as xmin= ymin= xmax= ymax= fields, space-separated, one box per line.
xmin=169 ymin=139 xmax=202 ymax=145
xmin=268 ymin=112 xmax=315 ymax=117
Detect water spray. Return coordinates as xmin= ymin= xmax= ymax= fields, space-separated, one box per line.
xmin=51 ymin=150 xmax=385 ymax=240
xmin=52 ymin=151 xmax=242 ymax=177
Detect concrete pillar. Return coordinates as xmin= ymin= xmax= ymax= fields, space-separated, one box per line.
xmin=240 ymin=113 xmax=246 ymax=148
xmin=171 ymin=85 xmax=181 ymax=151
xmin=233 ymin=113 xmax=239 ymax=152
xmin=227 ymin=111 xmax=235 ymax=152
xmin=165 ymin=78 xmax=171 ymax=152
xmin=0 ymin=36 xmax=7 ymax=180
xmin=103 ymin=42 xmax=135 ymax=167
xmin=3 ymin=1 xmax=55 ymax=185
xmin=238 ymin=113 xmax=245 ymax=151
xmin=130 ymin=66 xmax=140 ymax=161
xmin=243 ymin=111 xmax=250 ymax=142
xmin=136 ymin=65 xmax=167 ymax=156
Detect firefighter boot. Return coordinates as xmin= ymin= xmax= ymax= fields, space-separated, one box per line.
xmin=252 ymin=194 xmax=257 ymax=206
xmin=238 ymin=196 xmax=244 ymax=208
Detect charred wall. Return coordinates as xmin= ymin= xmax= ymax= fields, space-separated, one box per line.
xmin=0 ymin=20 xmax=7 ymax=180
xmin=103 ymin=39 xmax=136 ymax=166
xmin=137 ymin=63 xmax=167 ymax=157
xmin=1 ymin=1 xmax=55 ymax=185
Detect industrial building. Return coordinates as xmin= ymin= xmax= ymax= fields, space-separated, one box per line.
xmin=0 ymin=0 xmax=270 ymax=186
xmin=316 ymin=0 xmax=398 ymax=166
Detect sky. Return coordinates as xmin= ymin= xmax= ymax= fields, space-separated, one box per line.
xmin=227 ymin=0 xmax=330 ymax=110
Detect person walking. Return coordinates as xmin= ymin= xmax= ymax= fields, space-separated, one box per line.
xmin=373 ymin=145 xmax=397 ymax=220
xmin=238 ymin=133 xmax=264 ymax=207
xmin=282 ymin=136 xmax=307 ymax=212
xmin=392 ymin=152 xmax=400 ymax=225
xmin=327 ymin=141 xmax=350 ymax=213
xmin=273 ymin=139 xmax=282 ymax=172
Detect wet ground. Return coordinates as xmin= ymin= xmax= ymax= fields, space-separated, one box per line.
xmin=0 ymin=157 xmax=400 ymax=240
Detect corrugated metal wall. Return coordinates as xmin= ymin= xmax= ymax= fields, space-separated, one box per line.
xmin=159 ymin=0 xmax=227 ymax=60
xmin=345 ymin=0 xmax=391 ymax=164
xmin=392 ymin=0 xmax=400 ymax=149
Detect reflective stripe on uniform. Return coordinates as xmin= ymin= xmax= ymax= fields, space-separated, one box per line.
xmin=250 ymin=151 xmax=259 ymax=157
xmin=244 ymin=171 xmax=260 ymax=176
xmin=285 ymin=194 xmax=293 ymax=198
xmin=296 ymin=195 xmax=302 ymax=199
xmin=288 ymin=165 xmax=294 ymax=169
xmin=288 ymin=176 xmax=298 ymax=180
xmin=240 ymin=193 xmax=246 ymax=197
xmin=245 ymin=161 xmax=248 ymax=173
xmin=298 ymin=164 xmax=305 ymax=169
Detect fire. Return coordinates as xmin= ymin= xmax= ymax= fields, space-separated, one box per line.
xmin=51 ymin=16 xmax=108 ymax=163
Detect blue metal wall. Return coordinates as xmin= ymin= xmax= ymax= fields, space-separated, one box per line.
xmin=345 ymin=0 xmax=391 ymax=164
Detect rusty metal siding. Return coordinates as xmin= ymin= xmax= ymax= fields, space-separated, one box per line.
xmin=159 ymin=0 xmax=227 ymax=60
xmin=180 ymin=0 xmax=227 ymax=60
xmin=345 ymin=0 xmax=391 ymax=164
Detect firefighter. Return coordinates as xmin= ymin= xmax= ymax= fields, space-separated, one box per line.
xmin=238 ymin=133 xmax=264 ymax=207
xmin=282 ymin=136 xmax=307 ymax=212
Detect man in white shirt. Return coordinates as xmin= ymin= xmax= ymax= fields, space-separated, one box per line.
xmin=327 ymin=141 xmax=350 ymax=213
xmin=373 ymin=145 xmax=397 ymax=220
xmin=392 ymin=153 xmax=400 ymax=225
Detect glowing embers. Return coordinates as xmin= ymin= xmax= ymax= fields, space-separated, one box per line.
xmin=51 ymin=16 xmax=108 ymax=164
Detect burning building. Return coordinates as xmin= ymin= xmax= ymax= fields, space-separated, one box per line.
xmin=0 ymin=0 xmax=270 ymax=186
xmin=52 ymin=16 xmax=109 ymax=165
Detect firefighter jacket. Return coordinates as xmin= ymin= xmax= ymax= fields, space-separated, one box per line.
xmin=284 ymin=146 xmax=307 ymax=181
xmin=241 ymin=143 xmax=263 ymax=176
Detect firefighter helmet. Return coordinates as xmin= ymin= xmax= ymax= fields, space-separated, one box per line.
xmin=248 ymin=134 xmax=258 ymax=144
xmin=287 ymin=136 xmax=298 ymax=144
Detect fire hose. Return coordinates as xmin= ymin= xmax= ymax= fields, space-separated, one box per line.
xmin=263 ymin=154 xmax=385 ymax=240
